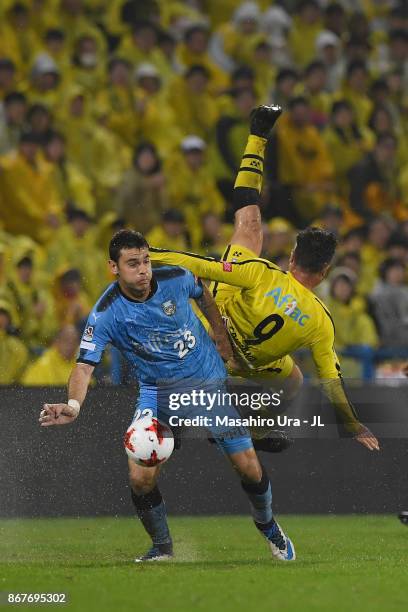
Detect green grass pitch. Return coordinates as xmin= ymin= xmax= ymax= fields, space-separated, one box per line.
xmin=1 ymin=515 xmax=407 ymax=611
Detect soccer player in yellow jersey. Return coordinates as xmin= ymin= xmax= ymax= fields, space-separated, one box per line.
xmin=150 ymin=106 xmax=379 ymax=452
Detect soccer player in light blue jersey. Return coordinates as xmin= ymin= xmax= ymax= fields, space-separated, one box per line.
xmin=39 ymin=230 xmax=295 ymax=562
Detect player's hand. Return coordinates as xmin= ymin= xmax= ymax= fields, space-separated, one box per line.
xmin=354 ymin=424 xmax=380 ymax=451
xmin=402 ymin=363 xmax=408 ymax=377
xmin=39 ymin=403 xmax=79 ymax=427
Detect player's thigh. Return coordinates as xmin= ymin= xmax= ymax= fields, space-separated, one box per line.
xmin=128 ymin=458 xmax=161 ymax=494
xmin=269 ymin=359 xmax=303 ymax=401
xmin=227 ymin=446 xmax=263 ymax=483
xmin=250 ymin=356 xmax=303 ymax=401
xmin=230 ymin=204 xmax=263 ymax=256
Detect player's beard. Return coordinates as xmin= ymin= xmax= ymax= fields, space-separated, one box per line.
xmin=121 ymin=278 xmax=151 ymax=300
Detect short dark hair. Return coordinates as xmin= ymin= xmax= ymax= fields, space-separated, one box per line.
xmin=288 ymin=95 xmax=308 ymax=110
xmin=389 ymin=28 xmax=408 ymax=43
xmin=0 ymin=58 xmax=15 ymax=71
xmin=346 ymin=60 xmax=367 ymax=78
xmin=232 ymin=66 xmax=255 ymax=82
xmin=376 ymin=131 xmax=397 ymax=147
xmin=304 ymin=60 xmax=326 ymax=77
xmin=60 ymin=268 xmax=81 ymax=284
xmin=184 ymin=24 xmax=208 ymax=42
xmin=109 ymin=229 xmax=149 ymax=263
xmin=387 ymin=232 xmax=408 ymax=251
xmin=342 ymin=226 xmax=366 ymax=242
xmin=27 ymin=103 xmax=51 ymax=122
xmin=19 ymin=130 xmax=41 ymax=145
xmin=17 ymin=255 xmax=33 ymax=268
xmin=293 ymin=227 xmax=337 ymax=273
xmin=325 ymin=2 xmax=344 ymax=17
xmin=108 ymin=56 xmax=131 ymax=73
xmin=45 ymin=28 xmax=65 ymax=42
xmin=162 ymin=209 xmax=185 ymax=224
xmin=185 ymin=64 xmax=210 ymax=80
xmin=276 ymin=68 xmax=298 ymax=83
xmin=44 ymin=129 xmax=65 ymax=145
xmin=4 ymin=91 xmax=26 ymax=106
xmin=336 ymin=251 xmax=361 ymax=266
xmin=331 ymin=99 xmax=353 ymax=116
xmin=67 ymin=207 xmax=92 ymax=223
xmin=131 ymin=20 xmax=157 ymax=35
xmin=379 ymin=257 xmax=405 ymax=281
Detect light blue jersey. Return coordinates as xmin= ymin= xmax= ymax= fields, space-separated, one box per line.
xmin=77 ymin=266 xmax=252 ymax=454
xmin=77 ymin=266 xmax=226 ymax=383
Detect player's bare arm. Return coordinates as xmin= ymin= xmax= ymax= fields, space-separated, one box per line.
xmin=194 ymin=283 xmax=236 ymax=366
xmin=39 ymin=362 xmax=94 ymax=427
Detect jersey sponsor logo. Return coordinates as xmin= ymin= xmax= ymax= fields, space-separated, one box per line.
xmin=161 ymin=300 xmax=176 ymax=316
xmin=83 ymin=326 xmax=94 ymax=342
xmin=265 ymin=288 xmax=310 ymax=326
xmin=223 ymin=262 xmax=233 ymax=272
xmin=283 ymin=299 xmax=297 ymax=316
xmin=80 ymin=340 xmax=96 ymax=351
xmin=249 ymin=159 xmax=262 ymax=169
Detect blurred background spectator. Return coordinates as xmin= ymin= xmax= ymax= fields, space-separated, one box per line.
xmin=0 ymin=0 xmax=406 ymax=385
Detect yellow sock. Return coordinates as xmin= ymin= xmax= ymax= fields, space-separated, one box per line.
xmin=234 ymin=134 xmax=267 ymax=193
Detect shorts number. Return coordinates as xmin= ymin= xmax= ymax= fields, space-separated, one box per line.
xmin=134 ymin=408 xmax=153 ymax=421
xmin=174 ymin=330 xmax=196 ymax=358
xmin=246 ymin=314 xmax=284 ymax=346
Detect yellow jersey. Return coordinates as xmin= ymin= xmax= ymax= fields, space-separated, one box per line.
xmin=151 ymin=248 xmax=338 ymax=377
xmin=149 ymin=246 xmax=362 ymax=433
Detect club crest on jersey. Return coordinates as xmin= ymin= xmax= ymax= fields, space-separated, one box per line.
xmin=223 ymin=262 xmax=233 ymax=272
xmin=162 ymin=300 xmax=176 ymax=316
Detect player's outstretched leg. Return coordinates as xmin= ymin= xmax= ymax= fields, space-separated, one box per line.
xmin=227 ymin=446 xmax=296 ymax=561
xmin=129 ymin=460 xmax=173 ymax=562
xmin=230 ymin=104 xmax=282 ymax=256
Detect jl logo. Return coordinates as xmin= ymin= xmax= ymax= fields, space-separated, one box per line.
xmin=162 ymin=300 xmax=176 ymax=316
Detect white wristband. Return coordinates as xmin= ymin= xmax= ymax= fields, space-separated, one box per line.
xmin=68 ymin=399 xmax=81 ymax=416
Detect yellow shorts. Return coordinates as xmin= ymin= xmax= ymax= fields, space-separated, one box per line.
xmin=209 ymin=244 xmax=295 ymax=382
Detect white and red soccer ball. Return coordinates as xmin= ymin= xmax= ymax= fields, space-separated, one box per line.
xmin=124 ymin=416 xmax=174 ymax=467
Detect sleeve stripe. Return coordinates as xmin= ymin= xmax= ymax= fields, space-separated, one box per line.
xmin=242 ymin=154 xmax=264 ymax=162
xmin=314 ymin=297 xmax=336 ymax=333
xmin=150 ymin=246 xmax=218 ymax=263
xmin=339 ymin=376 xmax=360 ymax=420
xmin=237 ymin=166 xmax=263 ymax=176
xmin=235 ymin=258 xmax=286 ymax=272
xmin=212 ymin=244 xmax=231 ymax=298
xmin=150 ymin=246 xmax=285 ymax=273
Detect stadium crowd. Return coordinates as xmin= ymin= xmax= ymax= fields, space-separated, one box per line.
xmin=0 ymin=0 xmax=407 ymax=384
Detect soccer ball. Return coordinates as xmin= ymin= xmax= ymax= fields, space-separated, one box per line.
xmin=124 ymin=416 xmax=174 ymax=467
